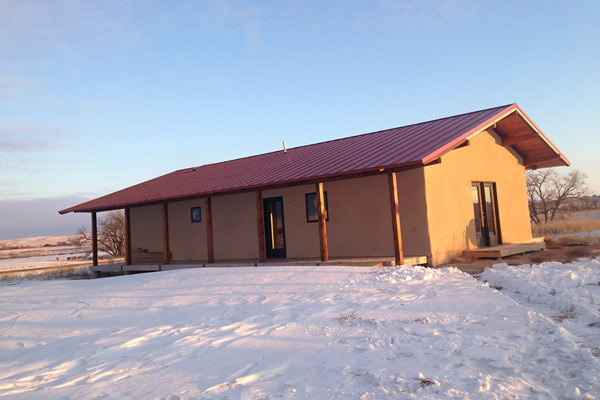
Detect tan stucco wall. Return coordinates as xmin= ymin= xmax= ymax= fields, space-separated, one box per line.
xmin=130 ymin=204 xmax=163 ymax=253
xmin=212 ymin=192 xmax=259 ymax=260
xmin=324 ymin=175 xmax=394 ymax=257
xmin=396 ymin=168 xmax=432 ymax=258
xmin=167 ymin=199 xmax=207 ymax=261
xmin=423 ymin=129 xmax=532 ymax=265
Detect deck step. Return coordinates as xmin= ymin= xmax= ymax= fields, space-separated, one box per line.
xmin=463 ymin=240 xmax=545 ymax=259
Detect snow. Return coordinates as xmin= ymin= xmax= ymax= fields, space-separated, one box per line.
xmin=1 ymin=264 xmax=599 ymax=399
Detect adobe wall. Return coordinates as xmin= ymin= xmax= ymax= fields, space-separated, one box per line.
xmin=211 ymin=192 xmax=259 ymax=260
xmin=167 ymin=199 xmax=207 ymax=260
xmin=423 ymin=129 xmax=532 ymax=265
xmin=130 ymin=204 xmax=163 ymax=253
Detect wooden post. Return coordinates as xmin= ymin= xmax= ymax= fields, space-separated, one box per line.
xmin=316 ymin=182 xmax=329 ymax=262
xmin=91 ymin=212 xmax=98 ymax=267
xmin=256 ymin=191 xmax=266 ymax=262
xmin=125 ymin=208 xmax=132 ymax=265
xmin=162 ymin=203 xmax=170 ymax=265
xmin=206 ymin=197 xmax=215 ymax=263
xmin=388 ymin=172 xmax=404 ymax=266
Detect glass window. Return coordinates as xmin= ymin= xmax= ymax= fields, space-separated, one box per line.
xmin=191 ymin=207 xmax=201 ymax=223
xmin=305 ymin=192 xmax=329 ymax=223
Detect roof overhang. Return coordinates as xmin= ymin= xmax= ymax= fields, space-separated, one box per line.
xmin=421 ymin=104 xmax=570 ymax=169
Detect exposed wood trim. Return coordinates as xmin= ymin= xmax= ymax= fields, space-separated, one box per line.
xmin=162 ymin=203 xmax=170 ymax=265
xmin=524 ymin=153 xmax=562 ymax=166
xmin=388 ymin=172 xmax=404 ymax=266
xmin=125 ymin=208 xmax=132 ymax=265
xmin=456 ymin=140 xmax=470 ymax=149
xmin=502 ymin=133 xmax=539 ymax=146
xmin=91 ymin=212 xmax=98 ymax=267
xmin=256 ymin=191 xmax=266 ymax=262
xmin=206 ymin=197 xmax=214 ymax=263
xmin=316 ymin=182 xmax=329 ymax=262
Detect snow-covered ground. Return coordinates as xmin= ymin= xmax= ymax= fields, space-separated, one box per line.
xmin=1 ymin=263 xmax=599 ymax=399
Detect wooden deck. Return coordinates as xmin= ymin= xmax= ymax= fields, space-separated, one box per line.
xmin=463 ymin=239 xmax=545 ymax=260
xmin=90 ymin=255 xmax=429 ymax=276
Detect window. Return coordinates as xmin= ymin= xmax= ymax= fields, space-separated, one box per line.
xmin=191 ymin=207 xmax=201 ymax=223
xmin=305 ymin=192 xmax=329 ymax=223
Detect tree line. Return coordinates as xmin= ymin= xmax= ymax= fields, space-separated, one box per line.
xmin=526 ymin=169 xmax=594 ymax=224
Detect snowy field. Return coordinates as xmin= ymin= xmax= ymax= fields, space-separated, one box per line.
xmin=1 ymin=262 xmax=599 ymax=399
xmin=0 ymin=252 xmax=91 ymax=272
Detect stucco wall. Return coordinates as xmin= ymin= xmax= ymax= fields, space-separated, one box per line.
xmin=423 ymin=129 xmax=532 ymax=265
xmin=395 ymin=168 xmax=432 ymax=258
xmin=324 ymin=175 xmax=394 ymax=258
xmin=167 ymin=199 xmax=207 ymax=261
xmin=130 ymin=204 xmax=163 ymax=253
xmin=212 ymin=192 xmax=259 ymax=260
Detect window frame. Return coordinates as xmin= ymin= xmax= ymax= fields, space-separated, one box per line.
xmin=305 ymin=192 xmax=329 ymax=223
xmin=190 ymin=206 xmax=202 ymax=223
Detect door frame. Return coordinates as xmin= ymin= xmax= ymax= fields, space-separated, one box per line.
xmin=471 ymin=181 xmax=502 ymax=247
xmin=263 ymin=196 xmax=287 ymax=258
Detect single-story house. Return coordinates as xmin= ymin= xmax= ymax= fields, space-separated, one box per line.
xmin=60 ymin=103 xmax=569 ymax=266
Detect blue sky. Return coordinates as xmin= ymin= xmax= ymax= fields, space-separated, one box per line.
xmin=1 ymin=0 xmax=599 ymax=240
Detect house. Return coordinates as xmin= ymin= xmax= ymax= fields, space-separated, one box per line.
xmin=60 ymin=104 xmax=569 ymax=267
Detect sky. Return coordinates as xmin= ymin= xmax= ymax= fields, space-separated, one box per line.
xmin=1 ymin=0 xmax=599 ymax=240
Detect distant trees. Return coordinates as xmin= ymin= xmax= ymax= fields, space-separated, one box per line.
xmin=526 ymin=169 xmax=589 ymax=223
xmin=78 ymin=211 xmax=126 ymax=257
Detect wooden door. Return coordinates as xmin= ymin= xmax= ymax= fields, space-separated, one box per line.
xmin=263 ymin=197 xmax=287 ymax=258
xmin=472 ymin=182 xmax=501 ymax=247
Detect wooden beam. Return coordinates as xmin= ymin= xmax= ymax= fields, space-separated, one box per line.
xmin=502 ymin=133 xmax=539 ymax=146
xmin=388 ymin=172 xmax=404 ymax=266
xmin=206 ymin=197 xmax=214 ymax=263
xmin=125 ymin=208 xmax=132 ymax=265
xmin=256 ymin=191 xmax=266 ymax=262
xmin=524 ymin=153 xmax=562 ymax=166
xmin=162 ymin=203 xmax=170 ymax=265
xmin=316 ymin=182 xmax=329 ymax=262
xmin=91 ymin=212 xmax=98 ymax=267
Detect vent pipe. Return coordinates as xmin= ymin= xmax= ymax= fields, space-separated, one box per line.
xmin=283 ymin=140 xmax=287 ymax=153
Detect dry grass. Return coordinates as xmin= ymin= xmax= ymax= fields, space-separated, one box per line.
xmin=532 ymin=219 xmax=600 ymax=238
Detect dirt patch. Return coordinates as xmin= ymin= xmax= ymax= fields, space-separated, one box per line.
xmin=440 ymin=236 xmax=600 ymax=275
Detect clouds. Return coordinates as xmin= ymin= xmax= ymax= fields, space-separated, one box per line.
xmin=0 ymin=196 xmax=91 ymax=240
xmin=0 ymin=126 xmax=63 ymax=153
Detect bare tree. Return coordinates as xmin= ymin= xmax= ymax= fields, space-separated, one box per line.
xmin=78 ymin=210 xmax=126 ymax=257
xmin=527 ymin=169 xmax=588 ymax=223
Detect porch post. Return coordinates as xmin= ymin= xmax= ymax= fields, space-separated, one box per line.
xmin=91 ymin=212 xmax=98 ymax=267
xmin=388 ymin=172 xmax=404 ymax=266
xmin=125 ymin=208 xmax=132 ymax=265
xmin=256 ymin=191 xmax=266 ymax=262
xmin=206 ymin=197 xmax=215 ymax=263
xmin=316 ymin=182 xmax=329 ymax=262
xmin=162 ymin=203 xmax=170 ymax=265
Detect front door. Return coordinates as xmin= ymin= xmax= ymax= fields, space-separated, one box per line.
xmin=263 ymin=197 xmax=287 ymax=258
xmin=472 ymin=182 xmax=501 ymax=247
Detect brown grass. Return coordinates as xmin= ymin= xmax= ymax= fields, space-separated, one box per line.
xmin=532 ymin=219 xmax=600 ymax=238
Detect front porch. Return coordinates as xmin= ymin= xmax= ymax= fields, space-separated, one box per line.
xmin=90 ymin=255 xmax=429 ymax=277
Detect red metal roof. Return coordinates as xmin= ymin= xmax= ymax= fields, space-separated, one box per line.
xmin=60 ymin=103 xmax=569 ymax=214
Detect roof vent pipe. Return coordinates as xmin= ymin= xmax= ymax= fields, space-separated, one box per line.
xmin=283 ymin=140 xmax=287 ymax=153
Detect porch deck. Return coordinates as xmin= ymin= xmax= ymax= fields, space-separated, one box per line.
xmin=90 ymin=255 xmax=429 ymax=275
xmin=463 ymin=238 xmax=545 ymax=260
